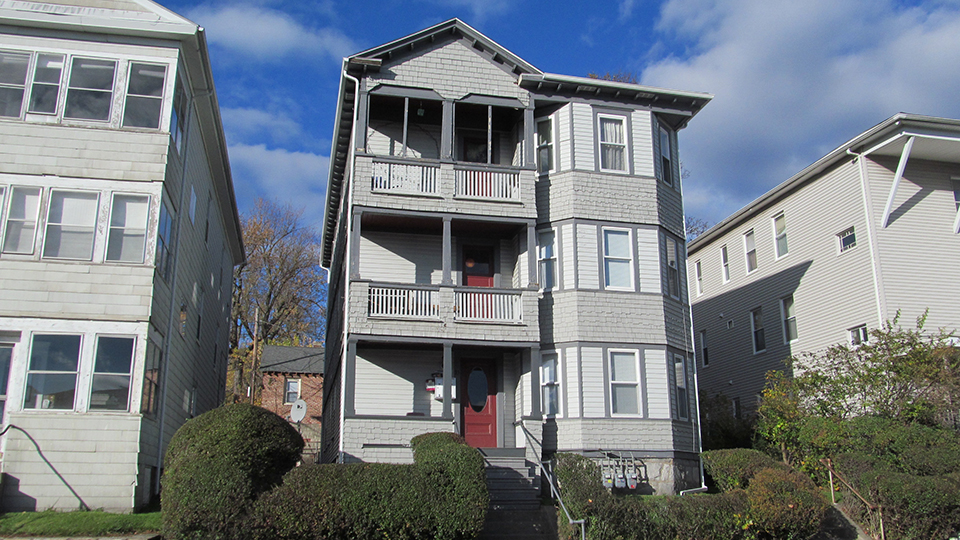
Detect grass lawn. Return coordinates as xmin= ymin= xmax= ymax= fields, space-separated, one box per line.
xmin=0 ymin=510 xmax=161 ymax=537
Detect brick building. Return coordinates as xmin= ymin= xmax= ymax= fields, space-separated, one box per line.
xmin=259 ymin=344 xmax=323 ymax=458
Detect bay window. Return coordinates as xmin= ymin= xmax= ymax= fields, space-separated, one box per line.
xmin=24 ymin=334 xmax=81 ymax=410
xmin=2 ymin=186 xmax=41 ymax=254
xmin=89 ymin=336 xmax=135 ymax=411
xmin=610 ymin=350 xmax=640 ymax=415
xmin=43 ymin=190 xmax=99 ymax=260
xmin=107 ymin=194 xmax=150 ymax=263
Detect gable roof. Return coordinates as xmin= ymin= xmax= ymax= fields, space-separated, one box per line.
xmin=260 ymin=345 xmax=325 ymax=375
xmin=688 ymin=113 xmax=960 ymax=254
xmin=0 ymin=0 xmax=197 ymax=37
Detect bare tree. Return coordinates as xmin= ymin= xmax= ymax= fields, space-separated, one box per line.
xmin=227 ymin=198 xmax=327 ymax=402
xmin=588 ymin=71 xmax=638 ymax=83
xmin=685 ymin=216 xmax=712 ymax=241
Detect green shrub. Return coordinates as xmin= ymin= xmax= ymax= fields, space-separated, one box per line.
xmin=746 ymin=467 xmax=827 ymax=540
xmin=161 ymin=403 xmax=304 ymax=540
xmin=702 ymin=448 xmax=788 ymax=492
xmin=251 ymin=432 xmax=487 ymax=540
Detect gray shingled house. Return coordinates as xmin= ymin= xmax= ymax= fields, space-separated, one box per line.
xmin=320 ymin=19 xmax=712 ymax=495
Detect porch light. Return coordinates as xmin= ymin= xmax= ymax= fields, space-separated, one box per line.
xmin=465 ymin=258 xmax=476 ymax=268
xmin=417 ymin=101 xmax=425 ymax=116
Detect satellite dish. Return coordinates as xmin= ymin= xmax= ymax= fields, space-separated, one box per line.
xmin=291 ymin=399 xmax=307 ymax=423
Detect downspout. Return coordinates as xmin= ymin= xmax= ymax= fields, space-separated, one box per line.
xmin=679 ymin=218 xmax=708 ymax=496
xmin=338 ymin=65 xmax=361 ymax=463
xmin=846 ymin=148 xmax=885 ymax=328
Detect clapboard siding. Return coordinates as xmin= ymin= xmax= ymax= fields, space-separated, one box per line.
xmin=571 ymin=103 xmax=594 ymax=171
xmin=576 ymin=223 xmax=599 ymax=289
xmin=564 ymin=346 xmax=580 ymax=418
xmin=632 ymin=110 xmax=655 ymax=178
xmin=637 ymin=227 xmax=661 ymax=293
xmin=355 ymin=348 xmax=443 ymax=416
xmin=360 ymin=231 xmax=442 ymax=284
xmin=581 ymin=347 xmax=605 ymax=418
xmin=644 ymin=348 xmax=670 ymax=419
xmin=561 ymin=223 xmax=576 ymax=289
xmin=557 ymin=104 xmax=572 ymax=172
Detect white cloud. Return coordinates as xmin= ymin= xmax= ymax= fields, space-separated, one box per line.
xmin=228 ymin=143 xmax=329 ymax=230
xmin=187 ymin=4 xmax=356 ymax=61
xmin=641 ymin=0 xmax=960 ymax=224
xmin=619 ymin=0 xmax=636 ymax=21
xmin=221 ymin=107 xmax=303 ymax=146
xmin=425 ymin=0 xmax=514 ymax=24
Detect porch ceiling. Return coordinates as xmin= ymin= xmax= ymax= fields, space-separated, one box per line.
xmin=360 ymin=213 xmax=524 ymax=236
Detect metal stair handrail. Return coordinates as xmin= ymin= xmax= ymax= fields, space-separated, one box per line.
xmin=515 ymin=419 xmax=587 ymax=539
xmin=821 ymin=458 xmax=885 ymax=540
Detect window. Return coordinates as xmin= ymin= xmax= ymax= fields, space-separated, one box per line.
xmin=953 ymin=179 xmax=960 ymax=210
xmin=695 ymin=260 xmax=703 ymax=296
xmin=196 ymin=289 xmax=204 ymax=341
xmin=838 ymin=227 xmax=856 ymax=252
xmin=541 ymin=352 xmax=560 ymax=417
xmin=107 ymin=194 xmax=149 ymax=263
xmin=666 ymin=236 xmax=680 ymax=298
xmin=781 ymin=295 xmax=798 ymax=343
xmin=141 ymin=340 xmax=161 ymax=415
xmin=28 ymin=53 xmax=65 ymax=115
xmin=156 ymin=198 xmax=174 ymax=280
xmin=538 ymin=230 xmax=557 ymax=290
xmin=774 ymin=214 xmax=788 ymax=258
xmin=284 ymin=378 xmax=300 ymax=404
xmin=674 ymin=355 xmax=688 ymax=420
xmin=732 ymin=397 xmax=742 ymax=419
xmin=2 ymin=186 xmax=41 ymax=254
xmin=178 ymin=303 xmax=187 ymax=337
xmin=537 ymin=118 xmax=554 ymax=174
xmin=0 ymin=51 xmax=29 ymax=117
xmin=123 ymin=63 xmax=166 ymax=128
xmin=721 ymin=245 xmax=730 ymax=282
xmin=751 ymin=307 xmax=766 ymax=353
xmin=89 ymin=336 xmax=134 ymax=411
xmin=598 ymin=115 xmax=626 ymax=172
xmin=64 ymin=57 xmax=117 ymax=121
xmin=189 ymin=186 xmax=197 ymax=224
xmin=744 ymin=230 xmax=757 ymax=273
xmin=24 ymin=334 xmax=80 ymax=410
xmin=699 ymin=329 xmax=709 ymax=367
xmin=660 ymin=126 xmax=673 ymax=185
xmin=43 ymin=190 xmax=99 ymax=260
xmin=171 ymin=76 xmax=186 ymax=152
xmin=603 ymin=228 xmax=633 ymax=290
xmin=850 ymin=325 xmax=869 ymax=346
xmin=609 ymin=351 xmax=640 ymax=415
xmin=0 ymin=344 xmax=11 ymax=420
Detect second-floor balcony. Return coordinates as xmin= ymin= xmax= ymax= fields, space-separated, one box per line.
xmin=368 ymin=285 xmax=522 ymax=323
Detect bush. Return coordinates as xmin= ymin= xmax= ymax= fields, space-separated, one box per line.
xmin=746 ymin=467 xmax=827 ymax=540
xmin=251 ymin=432 xmax=487 ymax=540
xmin=161 ymin=403 xmax=304 ymax=540
xmin=702 ymin=448 xmax=788 ymax=492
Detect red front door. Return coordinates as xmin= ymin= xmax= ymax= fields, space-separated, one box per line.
xmin=461 ymin=359 xmax=497 ymax=447
xmin=463 ymin=246 xmax=494 ymax=287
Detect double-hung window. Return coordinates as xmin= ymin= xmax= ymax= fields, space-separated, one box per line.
xmin=721 ymin=245 xmax=730 ymax=282
xmin=674 ymin=355 xmax=688 ymax=420
xmin=123 ymin=63 xmax=166 ymax=128
xmin=751 ymin=307 xmax=766 ymax=353
xmin=107 ymin=194 xmax=150 ymax=263
xmin=699 ymin=329 xmax=709 ymax=367
xmin=774 ymin=214 xmax=788 ymax=258
xmin=284 ymin=378 xmax=300 ymax=404
xmin=0 ymin=344 xmax=11 ymax=420
xmin=64 ymin=57 xmax=117 ymax=121
xmin=849 ymin=325 xmax=868 ymax=346
xmin=157 ymin=198 xmax=175 ymax=281
xmin=603 ymin=228 xmax=633 ymax=290
xmin=171 ymin=77 xmax=186 ymax=153
xmin=2 ymin=186 xmax=41 ymax=254
xmin=541 ymin=352 xmax=560 ymax=417
xmin=0 ymin=51 xmax=29 ymax=117
xmin=781 ymin=295 xmax=797 ymax=343
xmin=538 ymin=230 xmax=557 ymax=290
xmin=666 ymin=236 xmax=680 ymax=298
xmin=43 ymin=190 xmax=99 ymax=260
xmin=90 ymin=336 xmax=135 ymax=411
xmin=537 ymin=118 xmax=554 ymax=174
xmin=141 ymin=340 xmax=162 ymax=415
xmin=24 ymin=334 xmax=81 ymax=410
xmin=28 ymin=53 xmax=64 ymax=115
xmin=609 ymin=350 xmax=640 ymax=415
xmin=744 ymin=230 xmax=757 ymax=273
xmin=695 ymin=260 xmax=703 ymax=296
xmin=660 ymin=126 xmax=673 ymax=186
xmin=838 ymin=227 xmax=856 ymax=252
xmin=598 ymin=115 xmax=626 ymax=172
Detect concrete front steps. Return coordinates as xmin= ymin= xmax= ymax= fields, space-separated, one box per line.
xmin=478 ymin=449 xmax=558 ymax=540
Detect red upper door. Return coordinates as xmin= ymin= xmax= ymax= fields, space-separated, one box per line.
xmin=461 ymin=358 xmax=497 ymax=448
xmin=463 ymin=245 xmax=494 ymax=287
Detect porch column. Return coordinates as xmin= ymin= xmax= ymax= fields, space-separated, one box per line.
xmin=523 ymin=106 xmax=535 ymax=167
xmin=530 ymin=345 xmax=541 ymax=420
xmin=527 ymin=222 xmax=537 ymax=288
xmin=441 ymin=100 xmax=453 ymax=160
xmin=355 ymin=90 xmax=369 ymax=152
xmin=442 ymin=217 xmax=453 ymax=285
xmin=350 ymin=211 xmax=362 ymax=280
xmin=344 ymin=338 xmax=358 ymax=416
xmin=442 ymin=342 xmax=453 ymax=419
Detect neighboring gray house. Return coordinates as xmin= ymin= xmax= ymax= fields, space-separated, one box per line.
xmin=0 ymin=0 xmax=243 ymax=511
xmin=688 ymin=113 xmax=960 ymax=414
xmin=321 ymin=19 xmax=712 ymax=494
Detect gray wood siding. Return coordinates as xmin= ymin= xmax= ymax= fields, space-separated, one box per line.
xmin=360 ymin=231 xmax=442 ymax=284
xmin=577 ymin=223 xmax=599 ymax=289
xmin=581 ymin=346 xmax=604 ymax=417
xmin=644 ymin=348 xmax=670 ymax=419
xmin=564 ymin=346 xmax=580 ymax=418
xmin=637 ymin=227 xmax=661 ymax=293
xmin=557 ymin=105 xmax=572 ymax=172
xmin=533 ymin=170 xmax=661 ymax=226
xmin=632 ymin=110 xmax=655 ymax=178
xmin=571 ymin=103 xmax=594 ymax=171
xmin=354 ymin=348 xmax=443 ymax=417
xmin=561 ymin=223 xmax=576 ymax=289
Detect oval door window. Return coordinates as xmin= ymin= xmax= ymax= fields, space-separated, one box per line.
xmin=467 ymin=367 xmax=488 ymax=412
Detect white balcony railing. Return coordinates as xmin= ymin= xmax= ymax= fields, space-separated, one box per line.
xmin=454 ymin=168 xmax=520 ymax=201
xmin=455 ymin=290 xmax=522 ymax=322
xmin=372 ymin=161 xmax=440 ymax=196
xmin=368 ymin=286 xmax=440 ymax=319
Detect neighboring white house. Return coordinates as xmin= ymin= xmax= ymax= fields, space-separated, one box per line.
xmin=687 ymin=113 xmax=960 ymax=414
xmin=0 ymin=0 xmax=243 ymax=511
xmin=320 ymin=19 xmax=712 ymax=494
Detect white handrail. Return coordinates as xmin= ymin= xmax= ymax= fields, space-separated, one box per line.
xmin=372 ymin=161 xmax=440 ymax=195
xmin=455 ymin=290 xmax=521 ymax=322
xmin=368 ymin=286 xmax=439 ymax=319
xmin=454 ymin=168 xmax=520 ymax=201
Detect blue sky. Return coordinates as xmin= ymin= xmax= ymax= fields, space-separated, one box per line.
xmin=158 ymin=0 xmax=960 ymax=231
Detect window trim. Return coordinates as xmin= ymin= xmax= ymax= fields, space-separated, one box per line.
xmin=2 ymin=185 xmax=42 ymax=255
xmin=284 ymin=378 xmax=301 ymax=404
xmin=121 ymin=62 xmax=167 ymax=129
xmin=674 ymin=354 xmax=689 ymax=421
xmin=751 ymin=307 xmax=766 ymax=354
xmin=665 ymin=235 xmax=680 ymax=299
xmin=23 ymin=333 xmax=82 ymax=411
xmin=596 ymin=112 xmax=629 ymax=173
xmin=837 ymin=227 xmax=857 ymax=253
xmin=659 ymin=125 xmax=673 ymax=186
xmin=849 ymin=324 xmax=869 ymax=346
xmin=695 ymin=259 xmax=703 ymax=296
xmin=536 ymin=116 xmax=556 ymax=175
xmin=720 ymin=245 xmax=730 ymax=283
xmin=608 ymin=349 xmax=642 ymax=417
xmin=538 ymin=228 xmax=558 ymax=292
xmin=541 ymin=351 xmax=561 ymax=418
xmin=773 ymin=213 xmax=788 ymax=259
xmin=744 ymin=229 xmax=757 ymax=273
xmin=106 ymin=192 xmax=150 ymax=264
xmin=89 ymin=334 xmax=136 ymax=412
xmin=780 ymin=295 xmax=798 ymax=344
xmin=602 ymin=227 xmax=634 ymax=291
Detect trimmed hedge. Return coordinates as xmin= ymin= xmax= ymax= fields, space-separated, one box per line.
xmin=702 ymin=448 xmax=788 ymax=491
xmin=161 ymin=403 xmax=304 ymax=540
xmin=250 ymin=432 xmax=487 ymax=540
xmin=555 ymin=451 xmax=825 ymax=540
